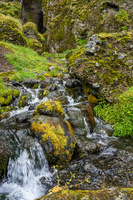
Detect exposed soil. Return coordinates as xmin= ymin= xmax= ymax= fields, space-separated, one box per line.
xmin=0 ymin=45 xmax=14 ymax=72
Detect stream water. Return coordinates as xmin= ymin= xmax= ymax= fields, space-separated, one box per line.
xmin=0 ymin=75 xmax=133 ymax=199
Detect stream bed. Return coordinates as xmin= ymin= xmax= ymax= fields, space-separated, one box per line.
xmin=0 ymin=75 xmax=133 ymax=200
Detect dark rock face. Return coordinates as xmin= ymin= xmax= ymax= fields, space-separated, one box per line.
xmin=65 ymin=79 xmax=81 ymax=88
xmin=21 ymin=0 xmax=44 ymax=33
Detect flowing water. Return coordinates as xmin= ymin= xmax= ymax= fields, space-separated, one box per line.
xmin=0 ymin=76 xmax=133 ymax=199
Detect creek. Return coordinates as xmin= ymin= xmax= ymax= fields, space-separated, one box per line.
xmin=0 ymin=74 xmax=133 ymax=200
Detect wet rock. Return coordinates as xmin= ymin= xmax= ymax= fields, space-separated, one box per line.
xmin=67 ymin=107 xmax=88 ymax=136
xmin=17 ymin=93 xmax=30 ymax=108
xmin=77 ymin=138 xmax=101 ymax=155
xmin=46 ymin=84 xmax=57 ymax=91
xmin=38 ymin=89 xmax=49 ymax=99
xmin=40 ymin=81 xmax=49 ymax=89
xmin=16 ymin=112 xmax=32 ymax=123
xmin=0 ymin=130 xmax=16 ymax=179
xmin=10 ymin=80 xmax=22 ymax=87
xmin=65 ymin=79 xmax=81 ymax=88
xmin=104 ymin=124 xmax=113 ymax=136
xmin=22 ymin=79 xmax=40 ymax=88
xmin=33 ymin=101 xmax=65 ymax=118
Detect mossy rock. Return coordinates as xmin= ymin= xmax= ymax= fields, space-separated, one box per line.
xmin=37 ymin=187 xmax=133 ymax=200
xmin=18 ymin=93 xmax=28 ymax=108
xmin=33 ymin=100 xmax=65 ymax=119
xmin=67 ymin=32 xmax=133 ymax=102
xmin=30 ymin=115 xmax=77 ymax=168
xmin=0 ymin=94 xmax=13 ymax=106
xmin=0 ymin=14 xmax=26 ymax=45
xmin=13 ymin=89 xmax=20 ymax=98
xmin=23 ymin=22 xmax=45 ymax=45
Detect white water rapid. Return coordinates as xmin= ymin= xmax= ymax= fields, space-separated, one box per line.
xmin=0 ymin=141 xmax=54 ymax=200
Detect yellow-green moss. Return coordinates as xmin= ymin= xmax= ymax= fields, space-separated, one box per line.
xmin=13 ymin=89 xmax=20 ymax=98
xmin=31 ymin=122 xmax=67 ymax=157
xmin=33 ymin=100 xmax=65 ymax=118
xmin=0 ymin=94 xmax=12 ymax=106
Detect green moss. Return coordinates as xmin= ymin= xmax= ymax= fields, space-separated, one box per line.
xmin=26 ymin=38 xmax=42 ymax=51
xmin=0 ymin=14 xmax=26 ymax=45
xmin=34 ymin=122 xmax=67 ymax=156
xmin=0 ymin=41 xmax=67 ymax=81
xmin=13 ymin=89 xmax=20 ymax=98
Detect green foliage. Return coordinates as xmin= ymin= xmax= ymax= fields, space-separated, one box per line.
xmin=94 ymin=87 xmax=133 ymax=137
xmin=115 ymin=10 xmax=130 ymax=23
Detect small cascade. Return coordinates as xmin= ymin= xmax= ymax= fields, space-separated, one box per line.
xmin=0 ymin=141 xmax=54 ymax=200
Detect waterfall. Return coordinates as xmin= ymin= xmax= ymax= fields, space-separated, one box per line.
xmin=0 ymin=141 xmax=54 ymax=200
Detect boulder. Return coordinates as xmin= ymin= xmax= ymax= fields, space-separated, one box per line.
xmin=30 ymin=101 xmax=77 ymax=168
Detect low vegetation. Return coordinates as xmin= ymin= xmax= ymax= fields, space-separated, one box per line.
xmin=94 ymin=87 xmax=133 ymax=137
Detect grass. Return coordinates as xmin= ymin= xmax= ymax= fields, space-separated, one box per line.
xmin=94 ymin=87 xmax=133 ymax=137
xmin=0 ymin=41 xmax=67 ymax=81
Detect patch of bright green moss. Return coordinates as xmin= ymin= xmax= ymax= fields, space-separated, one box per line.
xmin=94 ymin=87 xmax=133 ymax=137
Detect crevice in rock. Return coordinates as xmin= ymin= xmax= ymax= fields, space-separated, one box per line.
xmin=106 ymin=1 xmax=119 ymax=11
